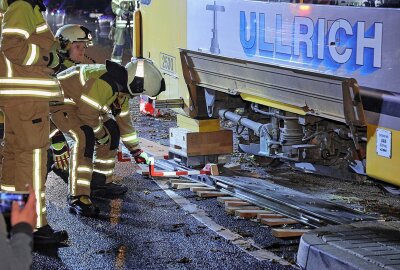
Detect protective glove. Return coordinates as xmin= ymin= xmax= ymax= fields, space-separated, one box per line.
xmin=111 ymin=99 xmax=122 ymax=117
xmin=47 ymin=41 xmax=62 ymax=71
xmin=51 ymin=141 xmax=70 ymax=170
xmin=131 ymin=149 xmax=150 ymax=164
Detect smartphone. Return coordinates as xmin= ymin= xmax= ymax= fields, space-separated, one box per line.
xmin=0 ymin=192 xmax=29 ymax=214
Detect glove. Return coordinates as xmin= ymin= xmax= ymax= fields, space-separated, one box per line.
xmin=51 ymin=141 xmax=70 ymax=170
xmin=96 ymin=133 xmax=110 ymax=145
xmin=111 ymin=99 xmax=122 ymax=117
xmin=47 ymin=41 xmax=61 ymax=71
xmin=131 ymin=149 xmax=150 ymax=164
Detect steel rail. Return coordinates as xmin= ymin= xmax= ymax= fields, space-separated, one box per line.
xmin=153 ymin=159 xmax=376 ymax=228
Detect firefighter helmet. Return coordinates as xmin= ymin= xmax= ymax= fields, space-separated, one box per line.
xmin=125 ymin=58 xmax=165 ymax=98
xmin=55 ymin=24 xmax=93 ymax=51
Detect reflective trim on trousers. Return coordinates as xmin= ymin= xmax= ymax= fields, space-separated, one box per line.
xmin=33 ymin=149 xmax=43 ymax=227
xmin=0 ymin=184 xmax=16 ymax=191
xmin=93 ymin=168 xmax=114 ymax=176
xmin=69 ymin=130 xmax=79 ymax=195
xmin=77 ymin=166 xmax=92 ymax=173
xmin=94 ymin=158 xmax=115 ymax=164
xmin=77 ymin=179 xmax=91 ymax=186
xmin=121 ymin=132 xmax=138 ymax=144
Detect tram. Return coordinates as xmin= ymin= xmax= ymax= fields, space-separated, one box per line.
xmin=136 ymin=0 xmax=400 ymax=186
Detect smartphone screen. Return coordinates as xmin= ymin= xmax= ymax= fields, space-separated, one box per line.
xmin=0 ymin=192 xmax=29 ymax=214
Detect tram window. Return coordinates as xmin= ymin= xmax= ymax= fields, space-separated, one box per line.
xmin=252 ymin=0 xmax=400 ymax=6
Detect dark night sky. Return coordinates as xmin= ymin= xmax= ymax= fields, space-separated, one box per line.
xmin=45 ymin=0 xmax=111 ymax=12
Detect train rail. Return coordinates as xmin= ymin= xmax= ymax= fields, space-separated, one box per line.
xmin=150 ymin=159 xmax=377 ymax=229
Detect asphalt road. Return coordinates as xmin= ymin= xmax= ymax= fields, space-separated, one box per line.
xmin=35 ymin=161 xmax=296 ymax=270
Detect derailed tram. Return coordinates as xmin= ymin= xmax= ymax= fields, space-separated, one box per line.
xmin=135 ymin=0 xmax=400 ymax=186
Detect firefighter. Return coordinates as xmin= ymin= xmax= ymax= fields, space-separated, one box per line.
xmin=48 ymin=24 xmax=95 ymax=184
xmin=53 ymin=24 xmax=155 ymax=199
xmin=92 ymin=59 xmax=165 ymax=190
xmin=52 ymin=58 xmax=164 ymax=215
xmin=0 ymin=0 xmax=67 ymax=245
xmin=52 ymin=24 xmax=135 ymax=198
xmin=110 ymin=0 xmax=135 ymax=63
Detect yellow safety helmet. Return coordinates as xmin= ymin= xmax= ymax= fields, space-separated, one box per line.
xmin=125 ymin=58 xmax=165 ymax=97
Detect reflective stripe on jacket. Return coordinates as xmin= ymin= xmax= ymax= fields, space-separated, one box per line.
xmin=112 ymin=0 xmax=134 ymax=28
xmin=56 ymin=64 xmax=117 ymax=135
xmin=0 ymin=1 xmax=62 ymax=103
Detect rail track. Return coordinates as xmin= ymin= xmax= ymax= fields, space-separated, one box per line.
xmin=151 ymin=159 xmax=377 ymax=229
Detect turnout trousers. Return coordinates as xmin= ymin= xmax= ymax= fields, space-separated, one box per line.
xmin=111 ymin=26 xmax=132 ymax=63
xmin=93 ymin=116 xmax=120 ymax=184
xmin=0 ymin=101 xmax=50 ymax=228
xmin=51 ymin=109 xmax=95 ymax=197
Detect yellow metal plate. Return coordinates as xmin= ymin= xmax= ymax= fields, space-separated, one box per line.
xmin=240 ymin=93 xmax=306 ymax=116
xmin=141 ymin=0 xmax=188 ymax=101
xmin=177 ymin=114 xmax=220 ymax=132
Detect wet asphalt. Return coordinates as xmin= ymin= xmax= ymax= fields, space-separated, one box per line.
xmin=33 ymin=161 xmax=297 ymax=270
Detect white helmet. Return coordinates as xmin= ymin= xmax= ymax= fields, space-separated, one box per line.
xmin=55 ymin=24 xmax=93 ymax=51
xmin=125 ymin=58 xmax=165 ymax=97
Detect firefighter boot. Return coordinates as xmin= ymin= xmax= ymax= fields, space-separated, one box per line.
xmin=68 ymin=195 xmax=100 ymax=217
xmin=34 ymin=224 xmax=69 ymax=248
xmin=91 ymin=171 xmax=128 ymax=198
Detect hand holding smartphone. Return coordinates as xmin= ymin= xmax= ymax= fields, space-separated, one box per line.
xmin=0 ymin=192 xmax=29 ymax=214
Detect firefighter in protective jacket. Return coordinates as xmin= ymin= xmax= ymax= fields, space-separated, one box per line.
xmin=53 ymin=25 xmax=155 ymax=199
xmin=110 ymin=0 xmax=135 ymax=63
xmin=48 ymin=24 xmax=95 ymax=185
xmin=52 ymin=58 xmax=164 ymax=215
xmin=93 ymin=60 xmax=165 ymax=181
xmin=0 ymin=0 xmax=67 ymax=245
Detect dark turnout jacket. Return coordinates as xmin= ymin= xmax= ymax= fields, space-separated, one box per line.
xmin=0 ymin=214 xmax=33 ymax=270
